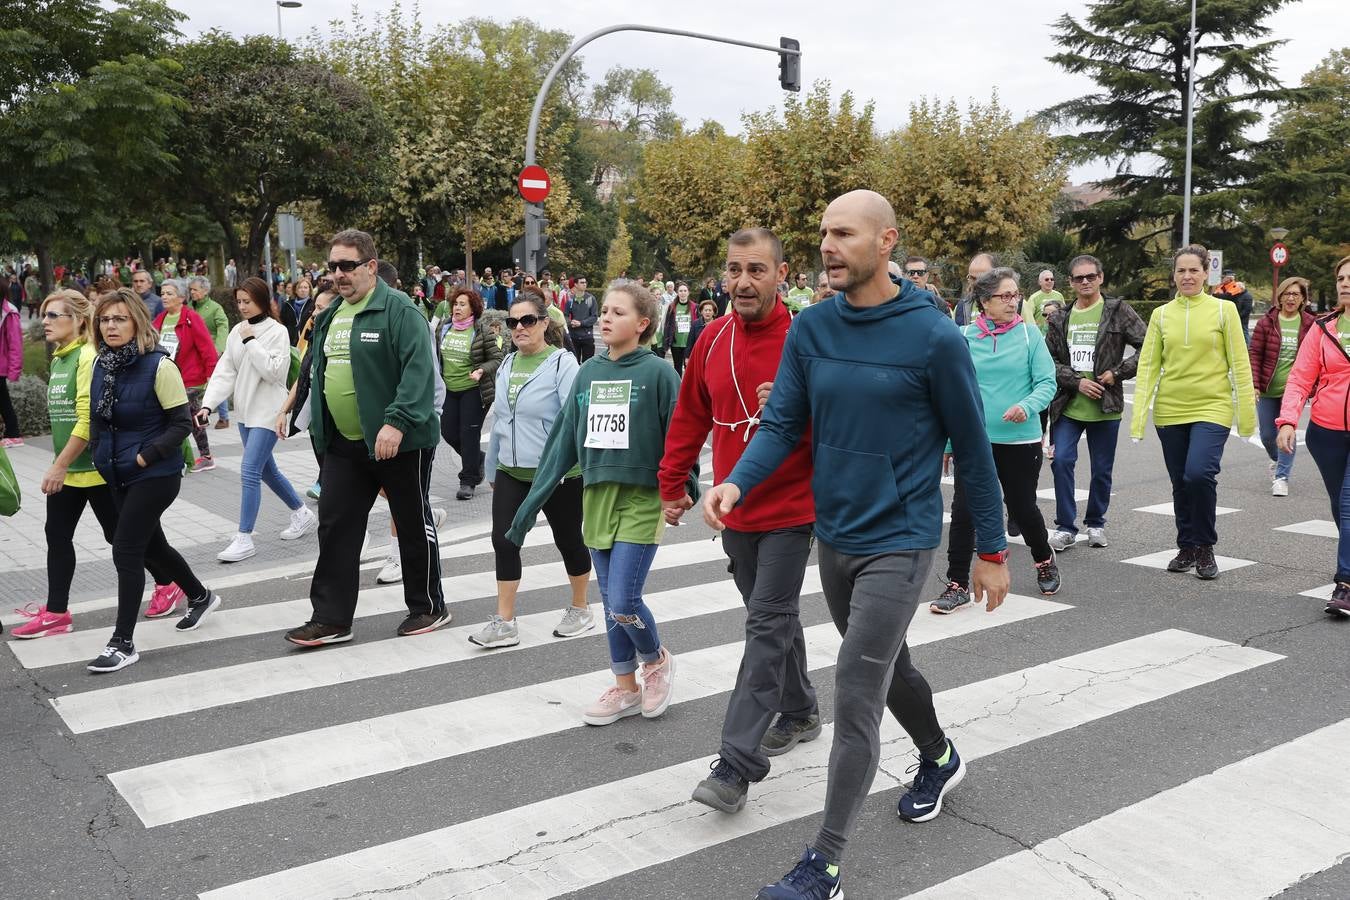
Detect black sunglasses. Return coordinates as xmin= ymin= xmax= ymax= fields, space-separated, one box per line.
xmin=905 ymin=269 xmax=927 ymax=277
xmin=1070 ymin=273 xmax=1100 ymax=284
xmin=505 ymin=315 xmax=542 ymax=329
xmin=326 ymin=258 xmax=371 ymax=273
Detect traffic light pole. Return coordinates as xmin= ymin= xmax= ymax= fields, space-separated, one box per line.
xmin=521 ymin=24 xmax=801 ymax=277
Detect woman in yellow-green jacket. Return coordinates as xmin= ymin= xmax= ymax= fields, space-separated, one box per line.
xmin=1130 ymin=245 xmax=1256 ymax=580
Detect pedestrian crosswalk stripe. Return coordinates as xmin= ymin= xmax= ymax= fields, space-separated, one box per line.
xmin=197 ymin=630 xmax=1280 ymax=900
xmin=1121 ymin=549 xmax=1256 ymax=573
xmin=1037 ymin=487 xmax=1088 ymax=502
xmin=1298 ymin=584 xmax=1335 ymax=600
xmin=11 ymin=538 xmax=728 ymax=670
xmin=1274 ymin=519 xmax=1337 ymax=538
xmin=900 ymin=716 xmax=1350 ymax=900
xmin=56 ymin=565 xmax=817 ymax=734
xmin=111 ymin=594 xmax=1068 ymax=827
xmin=1134 ymin=502 xmax=1240 ymax=516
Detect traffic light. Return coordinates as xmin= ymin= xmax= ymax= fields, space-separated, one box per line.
xmin=778 ymin=37 xmax=801 ymax=92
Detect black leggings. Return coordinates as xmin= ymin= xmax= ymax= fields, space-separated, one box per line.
xmin=109 ymin=476 xmax=207 ymax=640
xmin=45 ymin=482 xmax=170 ymax=613
xmin=0 ymin=378 xmax=18 ymax=438
xmin=441 ymin=387 xmax=485 ymax=487
xmin=670 ymin=346 xmax=687 ymax=376
xmin=490 ymin=471 xmax=590 ymax=581
xmin=947 ymin=442 xmax=1052 ymax=586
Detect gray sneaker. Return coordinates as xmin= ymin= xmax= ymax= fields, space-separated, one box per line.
xmin=1087 ymin=527 xmax=1108 ymax=547
xmin=1048 ymin=529 xmax=1076 ymax=552
xmin=468 ymin=615 xmax=520 ymax=648
xmin=760 ymin=713 xmax=823 ymax=757
xmin=929 ymin=582 xmax=971 ymax=614
xmin=552 ymin=605 xmax=595 ymax=638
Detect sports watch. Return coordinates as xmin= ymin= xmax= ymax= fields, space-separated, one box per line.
xmin=977 ymin=549 xmax=1010 ymax=564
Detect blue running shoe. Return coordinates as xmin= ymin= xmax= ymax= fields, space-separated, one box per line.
xmin=897 ymin=739 xmax=965 ymax=822
xmin=757 ymin=847 xmax=842 ymax=899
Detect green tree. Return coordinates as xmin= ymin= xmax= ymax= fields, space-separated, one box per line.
xmin=1043 ymin=0 xmax=1302 ymax=297
xmin=604 ymin=213 xmax=632 ymax=284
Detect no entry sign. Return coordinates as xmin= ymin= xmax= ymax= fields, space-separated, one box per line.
xmin=518 ymin=165 xmax=551 ymax=204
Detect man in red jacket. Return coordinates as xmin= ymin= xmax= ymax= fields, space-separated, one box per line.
xmin=659 ymin=227 xmax=819 ymax=814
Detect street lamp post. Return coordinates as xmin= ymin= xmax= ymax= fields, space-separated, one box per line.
xmin=1180 ymin=0 xmax=1198 ymax=248
xmin=1270 ymin=226 xmax=1289 ymax=302
xmin=276 ymin=0 xmax=302 ymax=40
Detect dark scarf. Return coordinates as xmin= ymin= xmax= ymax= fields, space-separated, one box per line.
xmin=95 ymin=341 xmax=142 ymax=422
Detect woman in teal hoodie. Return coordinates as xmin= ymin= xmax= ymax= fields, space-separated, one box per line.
xmin=507 ymin=281 xmax=697 ymax=728
xmin=934 ymin=267 xmax=1061 ymax=612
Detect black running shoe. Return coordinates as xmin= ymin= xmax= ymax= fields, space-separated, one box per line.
xmin=1327 ymin=583 xmax=1350 ymax=617
xmin=929 ymin=582 xmax=971 ymax=614
xmin=1035 ymin=554 xmax=1061 ymax=595
xmin=397 ymin=610 xmax=452 ymax=636
xmin=1166 ymin=547 xmax=1197 ymax=573
xmin=87 ymin=637 xmax=139 ymax=674
xmin=691 ymin=757 xmax=749 ymax=813
xmin=760 ymin=713 xmax=822 ymax=757
xmin=1194 ymin=546 xmax=1219 ymax=580
xmin=285 ymin=621 xmax=354 ymax=647
xmin=175 ymin=591 xmax=221 ymax=632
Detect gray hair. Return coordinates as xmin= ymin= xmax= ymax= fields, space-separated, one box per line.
xmin=161 ymin=278 xmax=189 ymax=300
xmin=188 ymin=275 xmax=211 ymax=293
xmin=970 ymin=266 xmax=1022 ymax=311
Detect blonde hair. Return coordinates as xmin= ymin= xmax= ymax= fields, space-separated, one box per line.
xmin=604 ymin=281 xmax=660 ymax=343
xmin=94 ymin=288 xmax=157 ymax=354
xmin=41 ymin=289 xmax=96 ymax=344
xmin=1275 ymin=276 xmax=1310 ymax=306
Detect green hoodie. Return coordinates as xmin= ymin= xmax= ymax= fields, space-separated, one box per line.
xmin=506 ymin=346 xmax=698 ymax=545
xmin=308 ymin=278 xmax=439 ymax=456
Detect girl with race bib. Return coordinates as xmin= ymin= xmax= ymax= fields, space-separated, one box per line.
xmin=506 ymin=281 xmax=696 ymax=726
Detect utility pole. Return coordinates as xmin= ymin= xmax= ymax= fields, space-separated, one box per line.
xmin=1180 ymin=0 xmax=1198 ymax=248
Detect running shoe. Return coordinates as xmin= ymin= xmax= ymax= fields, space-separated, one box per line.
xmin=1035 ymin=554 xmax=1061 ymax=595
xmin=376 ymin=556 xmax=402 ymax=584
xmin=1327 ymin=583 xmax=1350 ymax=618
xmin=145 ymin=583 xmax=186 ymax=618
xmin=929 ymin=582 xmax=971 ymax=614
xmin=1272 ymin=477 xmax=1289 ymax=497
xmin=87 ymin=637 xmax=138 ymax=673
xmin=279 ymin=506 xmax=318 ymax=540
xmin=192 ymin=456 xmax=216 ymax=472
xmin=456 ymin=485 xmax=474 ymax=501
xmin=175 ymin=591 xmax=221 ymax=631
xmin=431 ymin=508 xmax=447 ymax=530
xmin=397 ymin=610 xmax=451 ymax=636
xmin=306 ymin=482 xmax=322 ymax=500
xmin=1048 ymin=529 xmax=1076 ymax=552
xmin=691 ymin=757 xmax=749 ymax=813
xmin=640 ymin=647 xmax=676 ymax=718
xmin=217 ymin=532 xmax=256 ymax=563
xmin=760 ymin=713 xmax=822 ymax=757
xmin=757 ymin=848 xmax=841 ymax=900
xmin=1194 ymin=545 xmax=1219 ymax=580
xmin=1087 ymin=527 xmax=1108 ymax=548
xmin=553 ymin=605 xmax=595 ymax=637
xmin=11 ymin=606 xmax=73 ymax=639
xmin=582 ymin=685 xmax=643 ymax=726
xmin=1 ymin=437 xmax=24 ymax=448
xmin=897 ymin=739 xmax=965 ymax=822
xmin=1166 ymin=547 xmax=1197 ymax=573
xmin=285 ymin=621 xmax=353 ymax=647
xmin=468 ymin=615 xmax=519 ymax=648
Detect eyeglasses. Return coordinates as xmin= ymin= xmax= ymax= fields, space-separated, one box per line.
xmin=43 ymin=311 xmax=73 ymax=321
xmin=1070 ymin=273 xmax=1100 ymax=284
xmin=97 ymin=315 xmax=131 ymax=326
xmin=1279 ymin=291 xmax=1305 ymax=301
xmin=325 ymin=258 xmax=371 ymax=273
xmin=988 ymin=291 xmax=1022 ymax=302
xmin=505 ymin=315 xmax=542 ymax=329
xmin=905 ymin=269 xmax=927 ymax=277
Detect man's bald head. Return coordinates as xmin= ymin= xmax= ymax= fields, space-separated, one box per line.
xmin=820 ymin=190 xmax=900 ymax=297
xmin=825 ymin=189 xmax=898 ymax=232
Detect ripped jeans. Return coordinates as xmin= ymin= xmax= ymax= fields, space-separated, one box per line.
xmin=590 ymin=542 xmax=663 ymax=675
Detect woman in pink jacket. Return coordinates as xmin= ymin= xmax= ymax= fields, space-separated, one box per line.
xmin=1278 ymin=254 xmax=1350 ymax=617
xmin=0 ymin=293 xmax=22 ymax=446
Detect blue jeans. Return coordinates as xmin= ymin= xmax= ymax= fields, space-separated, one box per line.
xmin=590 ymin=542 xmax=663 ymax=675
xmin=1155 ymin=422 xmax=1230 ymax=548
xmin=1304 ymin=422 xmax=1350 ymax=582
xmin=1257 ymin=396 xmax=1296 ymax=480
xmin=237 ymin=424 xmax=303 ymax=533
xmin=1050 ymin=415 xmax=1120 ymax=534
xmin=216 ymin=400 xmax=229 ymax=421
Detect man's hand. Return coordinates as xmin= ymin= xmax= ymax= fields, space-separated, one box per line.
xmin=1077 ymin=378 xmax=1105 ymax=399
xmin=41 ymin=464 xmax=67 ymax=495
xmin=662 ymin=494 xmax=694 ymax=525
xmin=1002 ymin=405 xmax=1028 ymax=423
xmin=1097 ymin=370 xmax=1116 ymax=387
xmin=1277 ymin=424 xmax=1297 ymax=454
xmin=374 ymin=424 xmax=404 ymax=461
xmin=970 ymin=558 xmax=1009 ymax=612
xmin=702 ymin=483 xmax=741 ymax=531
xmin=755 ymin=382 xmax=773 ymax=411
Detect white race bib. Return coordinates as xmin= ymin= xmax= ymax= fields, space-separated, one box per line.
xmin=1069 ymin=341 xmax=1094 ymax=372
xmin=585 ymin=380 xmax=632 ymax=449
xmin=161 ymin=331 xmax=180 ymax=360
xmin=676 ymin=312 xmax=691 ymax=334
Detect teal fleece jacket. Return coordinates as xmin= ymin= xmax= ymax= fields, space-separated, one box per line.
xmin=958 ymin=319 xmax=1057 ymax=444
xmin=506 ymin=347 xmax=699 ymax=545
xmin=307 ymin=279 xmax=439 ymax=456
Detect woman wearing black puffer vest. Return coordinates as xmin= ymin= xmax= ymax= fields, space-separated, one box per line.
xmin=86 ymin=288 xmax=220 ymax=674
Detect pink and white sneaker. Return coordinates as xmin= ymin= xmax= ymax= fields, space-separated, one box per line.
xmin=582 ymin=685 xmax=643 ymax=726
xmin=11 ymin=605 xmax=74 ymax=639
xmin=145 ymin=583 xmax=186 ymax=618
xmin=640 ymin=647 xmax=676 ymax=719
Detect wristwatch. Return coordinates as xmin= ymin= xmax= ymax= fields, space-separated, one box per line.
xmin=977 ymin=549 xmax=1010 ymax=564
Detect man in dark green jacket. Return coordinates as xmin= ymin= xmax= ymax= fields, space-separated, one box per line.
xmin=286 ymin=228 xmax=448 ymax=648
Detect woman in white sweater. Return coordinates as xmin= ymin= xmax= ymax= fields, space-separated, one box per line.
xmin=198 ymin=277 xmax=316 ymax=562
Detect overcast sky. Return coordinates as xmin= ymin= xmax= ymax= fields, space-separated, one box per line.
xmin=169 ymin=0 xmax=1344 ymax=183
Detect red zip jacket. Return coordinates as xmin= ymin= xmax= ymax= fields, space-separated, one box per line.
xmin=1278 ymin=313 xmax=1350 ymax=431
xmin=1249 ymin=306 xmax=1314 ymax=394
xmin=659 ymin=298 xmax=814 ymax=532
xmin=152 ymin=306 xmax=218 ymax=389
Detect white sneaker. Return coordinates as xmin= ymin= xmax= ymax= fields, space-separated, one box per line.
xmin=1272 ymin=477 xmax=1289 ymax=497
xmin=217 ymin=532 xmax=256 ymax=563
xmin=431 ymin=508 xmax=447 ymax=530
xmin=280 ymin=505 xmax=318 ymax=540
xmin=1048 ymin=529 xmax=1077 ymax=552
xmin=376 ymin=556 xmax=403 ymax=584
xmin=1087 ymin=527 xmax=1109 ymax=548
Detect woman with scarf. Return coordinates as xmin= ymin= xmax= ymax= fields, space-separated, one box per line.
xmin=437 ymin=286 xmax=502 ymax=500
xmin=84 ymin=288 xmax=219 ymax=672
xmin=932 ymin=267 xmax=1061 ymax=614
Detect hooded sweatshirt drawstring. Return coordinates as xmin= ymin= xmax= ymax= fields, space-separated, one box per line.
xmin=705 ymin=316 xmax=760 ymax=442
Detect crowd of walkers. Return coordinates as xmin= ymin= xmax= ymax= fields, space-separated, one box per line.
xmin=5 ymin=204 xmax=1349 ymax=899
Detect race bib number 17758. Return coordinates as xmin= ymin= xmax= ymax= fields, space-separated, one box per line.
xmin=585 ymin=380 xmax=632 ymax=449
